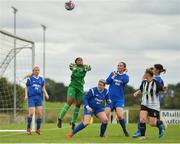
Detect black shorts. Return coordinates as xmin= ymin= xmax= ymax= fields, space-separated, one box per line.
xmin=141 ymin=105 xmax=160 ymax=118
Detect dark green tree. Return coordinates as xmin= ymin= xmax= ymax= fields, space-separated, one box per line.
xmin=0 ymin=77 xmax=24 ymax=109
xmin=45 ymin=78 xmax=67 ymax=102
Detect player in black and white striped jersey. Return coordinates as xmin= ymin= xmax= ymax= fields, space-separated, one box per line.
xmin=140 ymin=76 xmax=162 ymax=111
xmin=133 ymin=68 xmax=165 ymax=139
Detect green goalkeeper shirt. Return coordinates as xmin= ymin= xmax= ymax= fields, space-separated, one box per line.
xmin=69 ymin=64 xmax=91 ymax=92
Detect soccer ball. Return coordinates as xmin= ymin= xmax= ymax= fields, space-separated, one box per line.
xmin=65 ymin=0 xmax=75 ymax=11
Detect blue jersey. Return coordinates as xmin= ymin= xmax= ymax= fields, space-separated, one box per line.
xmin=154 ymin=76 xmax=164 ymax=104
xmin=26 ymin=76 xmax=44 ymax=97
xmin=84 ymin=87 xmax=110 ymax=109
xmin=154 ymin=76 xmax=164 ymax=87
xmin=106 ymin=72 xmax=129 ymax=102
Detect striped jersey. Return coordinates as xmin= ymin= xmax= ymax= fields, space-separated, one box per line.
xmin=140 ymin=79 xmax=163 ymax=111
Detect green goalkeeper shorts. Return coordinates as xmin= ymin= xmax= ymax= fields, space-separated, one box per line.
xmin=67 ymin=85 xmax=84 ymax=101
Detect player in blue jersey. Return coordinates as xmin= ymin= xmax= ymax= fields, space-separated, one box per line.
xmin=66 ymin=79 xmax=111 ymax=138
xmin=153 ymin=64 xmax=167 ymax=91
xmin=24 ymin=66 xmax=49 ymax=135
xmin=105 ymin=62 xmax=130 ymax=137
xmin=153 ymin=64 xmax=168 ymax=105
xmin=133 ymin=64 xmax=167 ymax=138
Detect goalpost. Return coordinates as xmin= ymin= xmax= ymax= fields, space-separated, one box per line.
xmin=0 ymin=29 xmax=35 ymax=132
xmin=110 ymin=110 xmax=129 ymax=124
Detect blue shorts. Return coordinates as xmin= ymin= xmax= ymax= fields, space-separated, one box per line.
xmin=105 ymin=100 xmax=124 ymax=109
xmin=84 ymin=106 xmax=104 ymax=116
xmin=28 ymin=96 xmax=43 ymax=107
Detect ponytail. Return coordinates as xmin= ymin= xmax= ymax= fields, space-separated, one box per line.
xmin=23 ymin=66 xmax=39 ymax=79
xmin=23 ymin=73 xmax=33 ymax=80
xmin=154 ymin=64 xmax=166 ymax=74
xmin=160 ymin=69 xmax=166 ymax=74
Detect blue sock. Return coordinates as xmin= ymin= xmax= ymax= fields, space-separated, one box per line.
xmin=37 ymin=118 xmax=42 ymax=129
xmin=72 ymin=122 xmax=86 ymax=135
xmin=119 ymin=119 xmax=126 ymax=130
xmin=100 ymin=123 xmax=107 ymax=136
xmin=27 ymin=116 xmax=32 ymax=128
xmin=137 ymin=115 xmax=140 ymax=132
xmin=156 ymin=119 xmax=163 ymax=134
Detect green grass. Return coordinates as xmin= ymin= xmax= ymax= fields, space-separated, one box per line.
xmin=45 ymin=102 xmax=65 ymax=109
xmin=0 ymin=123 xmax=180 ymax=143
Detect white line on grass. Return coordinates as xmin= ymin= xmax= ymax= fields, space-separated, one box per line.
xmin=0 ymin=126 xmax=69 ymax=138
xmin=0 ymin=132 xmax=26 ymax=138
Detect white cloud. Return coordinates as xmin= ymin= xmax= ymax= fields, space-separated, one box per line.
xmin=0 ymin=0 xmax=179 ymax=89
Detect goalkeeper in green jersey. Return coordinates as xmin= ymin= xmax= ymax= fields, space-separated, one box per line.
xmin=57 ymin=57 xmax=91 ymax=130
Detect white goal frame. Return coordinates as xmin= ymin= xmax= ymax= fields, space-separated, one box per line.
xmin=0 ymin=29 xmax=35 ymax=132
xmin=111 ymin=109 xmax=129 ymax=124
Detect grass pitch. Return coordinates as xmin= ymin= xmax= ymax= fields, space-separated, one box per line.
xmin=0 ymin=123 xmax=180 ymax=143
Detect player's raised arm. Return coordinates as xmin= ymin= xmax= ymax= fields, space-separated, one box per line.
xmin=84 ymin=64 xmax=91 ymax=72
xmin=69 ymin=63 xmax=75 ymax=71
xmin=106 ymin=72 xmax=116 ymax=84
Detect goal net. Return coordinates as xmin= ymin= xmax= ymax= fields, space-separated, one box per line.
xmin=0 ymin=30 xmax=35 ymax=132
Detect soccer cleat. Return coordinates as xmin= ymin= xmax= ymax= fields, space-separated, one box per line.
xmin=138 ymin=136 xmax=146 ymax=140
xmin=159 ymin=124 xmax=165 ymax=138
xmin=66 ymin=133 xmax=73 ymax=138
xmin=57 ymin=118 xmax=62 ymax=128
xmin=35 ymin=129 xmax=41 ymax=135
xmin=99 ymin=134 xmax=106 ymax=138
xmin=26 ymin=128 xmax=32 ymax=135
xmin=123 ymin=128 xmax=130 ymax=137
xmin=133 ymin=130 xmax=141 ymax=138
xmin=124 ymin=131 xmax=130 ymax=137
xmin=69 ymin=122 xmax=76 ymax=130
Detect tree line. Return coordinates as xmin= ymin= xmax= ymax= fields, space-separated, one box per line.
xmin=45 ymin=78 xmax=180 ymax=109
xmin=0 ymin=77 xmax=180 ymax=109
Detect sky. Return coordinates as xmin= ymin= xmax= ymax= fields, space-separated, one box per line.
xmin=0 ymin=0 xmax=180 ymax=89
